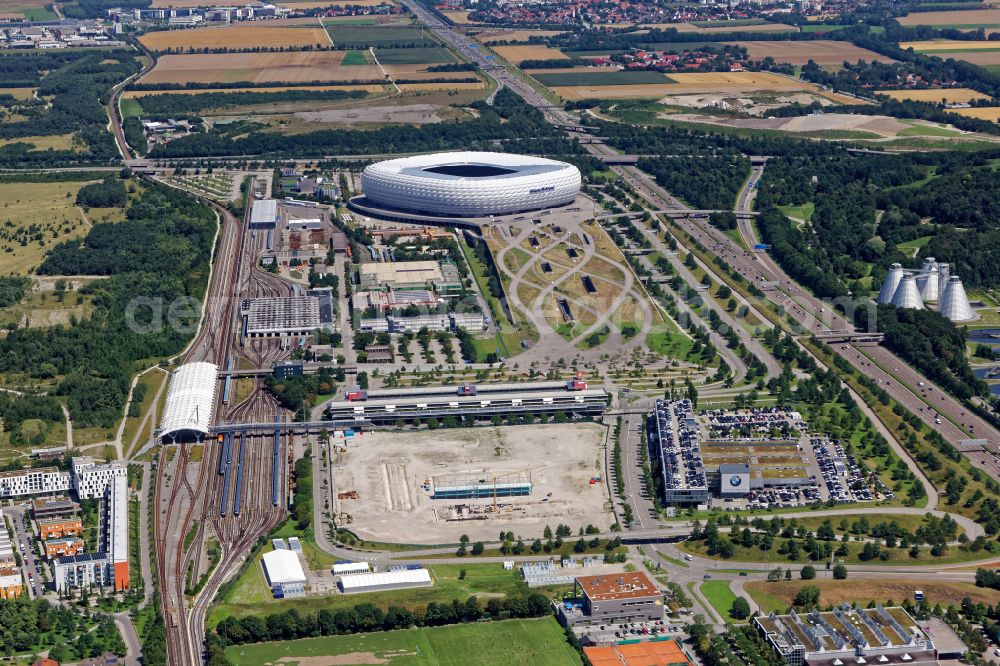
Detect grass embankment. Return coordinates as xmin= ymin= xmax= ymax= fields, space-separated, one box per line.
xmin=208 ymin=559 xmax=574 ymax=628
xmin=701 ymin=580 xmax=742 ymax=622
xmin=224 ymin=616 xmax=582 ymax=666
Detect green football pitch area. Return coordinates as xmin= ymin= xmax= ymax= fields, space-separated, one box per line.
xmin=224 ymin=617 xmax=583 ymax=665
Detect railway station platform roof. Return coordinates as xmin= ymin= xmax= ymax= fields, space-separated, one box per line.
xmin=159 ymin=362 xmax=218 ymax=440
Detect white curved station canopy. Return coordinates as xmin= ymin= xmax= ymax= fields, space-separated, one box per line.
xmin=159 ymin=362 xmax=218 ymax=439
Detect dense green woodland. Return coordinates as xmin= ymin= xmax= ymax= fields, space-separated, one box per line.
xmin=0 ymin=181 xmax=214 ymax=427
xmin=0 ymin=51 xmax=139 ymax=166
xmin=0 ymin=275 xmax=29 ymax=307
xmin=638 ymin=154 xmax=749 ymax=210
xmin=149 ymin=89 xmax=578 ymax=158
xmin=76 ymin=176 xmax=128 ymax=208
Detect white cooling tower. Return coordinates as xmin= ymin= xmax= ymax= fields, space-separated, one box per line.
xmin=917 ymin=267 xmax=939 ymax=303
xmin=937 ymin=263 xmax=950 ymax=300
xmin=939 ymin=276 xmax=973 ymax=322
xmin=920 ymin=257 xmax=937 ymax=273
xmin=891 ymin=273 xmax=924 ymax=310
xmin=877 ymin=263 xmax=904 ymax=305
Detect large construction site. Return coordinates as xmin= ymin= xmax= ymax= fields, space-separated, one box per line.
xmin=328 ymin=423 xmax=610 ymax=542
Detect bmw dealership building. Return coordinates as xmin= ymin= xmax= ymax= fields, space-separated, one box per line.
xmin=355 ymin=151 xmax=582 ymax=219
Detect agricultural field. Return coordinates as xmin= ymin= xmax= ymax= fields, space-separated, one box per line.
xmin=954 ymin=106 xmax=1000 ymax=121
xmin=492 ymin=44 xmax=569 ymax=63
xmin=375 ymin=47 xmax=457 ymax=65
xmin=730 ymin=40 xmax=894 ymax=65
xmin=900 ymin=38 xmax=1000 ymax=52
xmin=745 ymin=580 xmax=1000 ymax=614
xmin=0 ymin=0 xmax=55 ymax=20
xmin=662 ymin=113 xmax=967 ymax=139
xmin=533 ymin=70 xmax=675 ymax=87
xmin=0 ymin=87 xmax=35 ymax=100
xmin=476 ymin=30 xmax=565 ymax=44
xmin=549 ymin=71 xmax=827 ymax=100
xmin=286 ymin=0 xmax=395 ymax=6
xmin=897 ymin=7 xmax=1000 ymax=28
xmin=879 ymin=87 xmax=993 ymax=103
xmin=442 ymin=9 xmax=473 ymax=24
xmin=0 ymin=133 xmax=83 ymax=152
xmin=123 ymin=85 xmax=384 ymax=99
xmin=224 ymin=618 xmax=582 ymax=666
xmin=140 ymin=51 xmax=383 ymax=85
xmin=139 ymin=24 xmax=330 ymax=51
xmin=0 ymin=180 xmax=94 ymax=275
xmin=688 ymin=21 xmax=797 ymax=33
xmin=325 ymin=24 xmax=437 ymax=48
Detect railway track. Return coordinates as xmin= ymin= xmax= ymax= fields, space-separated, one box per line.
xmin=157 ymin=177 xmax=293 ymax=664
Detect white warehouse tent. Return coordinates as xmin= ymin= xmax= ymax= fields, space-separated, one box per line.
xmin=159 ymin=362 xmax=218 ymax=439
xmin=337 ymin=568 xmax=432 ymax=594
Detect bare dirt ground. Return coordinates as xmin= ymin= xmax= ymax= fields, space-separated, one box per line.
xmin=332 ymin=423 xmax=610 ymax=543
xmin=664 ymin=112 xmax=922 ymax=136
xmin=294 ymin=103 xmax=444 ymax=125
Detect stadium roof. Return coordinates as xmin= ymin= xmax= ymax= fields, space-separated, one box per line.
xmin=159 ymin=362 xmax=218 ymax=438
xmin=262 ymin=549 xmax=306 ymax=585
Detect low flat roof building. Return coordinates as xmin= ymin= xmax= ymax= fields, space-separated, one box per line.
xmin=574 ymin=570 xmax=662 ymax=625
xmin=243 ymin=295 xmax=333 ymax=338
xmin=360 ymin=260 xmax=445 ymax=291
xmin=262 ymin=549 xmax=306 ymax=598
xmin=754 ymin=606 xmax=932 ymax=666
xmin=0 ymin=566 xmax=22 ymax=600
xmin=250 ymin=199 xmax=278 ymax=229
xmin=107 ymin=476 xmax=129 ymax=591
xmin=31 ymin=497 xmax=80 ymax=521
xmin=44 ymin=537 xmax=85 ymax=559
xmin=39 ymin=518 xmax=83 ymax=540
xmin=337 ymin=568 xmax=432 ymax=594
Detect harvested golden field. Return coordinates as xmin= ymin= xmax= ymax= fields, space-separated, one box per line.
xmin=281 ymin=0 xmax=393 ymax=6
xmin=150 ymin=0 xmax=215 ymax=6
xmin=938 ymin=50 xmax=1000 ymax=65
xmin=746 ymin=580 xmax=1000 ymax=612
xmin=139 ymin=24 xmax=329 ymax=50
xmin=695 ymin=22 xmax=797 ymax=33
xmin=954 ymin=106 xmax=1000 ymax=122
xmin=0 ymin=87 xmax=35 ymax=100
xmin=552 ymin=71 xmax=823 ymax=100
xmin=880 ymin=87 xmax=993 ymax=103
xmin=140 ymin=51 xmax=383 ymax=85
xmin=492 ymin=44 xmax=568 ymax=62
xmin=397 ymin=82 xmax=486 ymax=91
xmin=122 ymin=84 xmax=386 ymax=99
xmin=384 ymin=65 xmax=479 ymax=80
xmin=900 ymin=38 xmax=1000 ymax=50
xmin=898 ymin=8 xmax=1000 ymax=26
xmin=476 ymin=29 xmax=565 ymax=43
xmin=442 ymin=9 xmax=473 ymax=24
xmin=731 ymin=40 xmax=894 ymax=65
xmin=0 ymin=133 xmax=81 ymax=152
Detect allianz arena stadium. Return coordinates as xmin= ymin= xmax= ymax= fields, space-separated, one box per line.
xmin=359 ymin=151 xmax=581 ymax=217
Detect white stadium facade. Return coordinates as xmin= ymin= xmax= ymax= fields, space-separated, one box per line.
xmin=358 ymin=151 xmax=581 ymax=218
